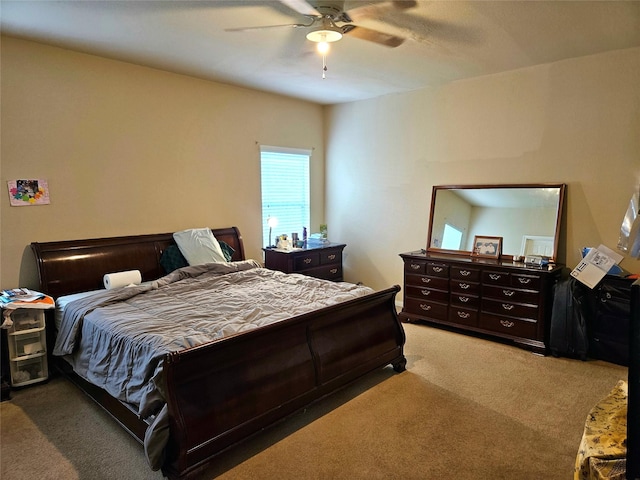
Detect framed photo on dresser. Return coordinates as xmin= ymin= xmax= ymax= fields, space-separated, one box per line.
xmin=472 ymin=236 xmax=502 ymax=259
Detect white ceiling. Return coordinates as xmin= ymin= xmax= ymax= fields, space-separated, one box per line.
xmin=2 ymin=0 xmax=640 ymax=105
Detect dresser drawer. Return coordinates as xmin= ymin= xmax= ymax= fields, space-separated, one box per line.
xmin=450 ymin=293 xmax=480 ymax=309
xmin=479 ymin=313 xmax=537 ymax=339
xmin=482 ymin=270 xmax=510 ymax=286
xmin=404 ymin=298 xmax=448 ymax=321
xmin=482 ymin=298 xmax=539 ymax=320
xmin=427 ymin=263 xmax=449 ymax=278
xmin=294 ymin=252 xmax=320 ymax=270
xmin=405 ymin=259 xmax=426 ymax=275
xmin=511 ymin=274 xmax=541 ymax=290
xmin=450 ymin=266 xmax=480 ymax=282
xmin=449 ymin=306 xmax=479 ymax=327
xmin=320 ymin=249 xmax=342 ymax=265
xmin=406 ymin=274 xmax=449 ymax=291
xmin=483 ymin=285 xmax=540 ymax=305
xmin=406 ymin=285 xmax=449 ymax=303
xmin=450 ymin=279 xmax=480 ymax=295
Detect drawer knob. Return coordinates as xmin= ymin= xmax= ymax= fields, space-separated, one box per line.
xmin=410 ymin=264 xmax=421 ymax=270
xmin=421 ymin=290 xmax=431 ymax=296
xmin=460 ymin=270 xmax=471 ymax=276
xmin=303 ymin=258 xmax=312 ymax=264
xmin=458 ymin=296 xmax=469 ymax=303
xmin=503 ymin=289 xmax=515 ymax=297
xmin=518 ymin=277 xmax=531 ymax=284
xmin=489 ymin=274 xmax=502 ymax=280
xmin=421 ymin=277 xmax=431 ymax=284
xmin=457 ymin=311 xmax=470 ymax=319
xmin=330 ymin=268 xmax=338 ymax=274
xmin=328 ymin=254 xmax=336 ymax=260
xmin=501 ymin=303 xmax=514 ymax=311
xmin=460 ymin=283 xmax=470 ymax=289
xmin=433 ymin=266 xmax=443 ymax=273
xmin=500 ymin=320 xmax=515 ymax=328
xmin=420 ymin=304 xmax=431 ymax=311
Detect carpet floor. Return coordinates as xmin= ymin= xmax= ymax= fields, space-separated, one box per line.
xmin=0 ymin=323 xmax=628 ymax=479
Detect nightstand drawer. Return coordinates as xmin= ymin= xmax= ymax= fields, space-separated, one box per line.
xmin=294 ymin=252 xmax=320 ymax=270
xmin=310 ymin=264 xmax=343 ymax=281
xmin=320 ymin=249 xmax=341 ymax=264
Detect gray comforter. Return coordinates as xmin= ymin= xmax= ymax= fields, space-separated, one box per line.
xmin=53 ymin=260 xmax=375 ymax=468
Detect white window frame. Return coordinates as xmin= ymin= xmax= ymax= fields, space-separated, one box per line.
xmin=260 ymin=145 xmax=312 ymax=248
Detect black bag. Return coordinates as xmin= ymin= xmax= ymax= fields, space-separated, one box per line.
xmin=549 ymin=277 xmax=590 ymax=360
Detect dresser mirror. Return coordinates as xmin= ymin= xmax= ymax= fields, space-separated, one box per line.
xmin=427 ymin=184 xmax=566 ymax=262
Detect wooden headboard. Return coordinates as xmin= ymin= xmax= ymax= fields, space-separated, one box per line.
xmin=30 ymin=227 xmax=245 ymax=298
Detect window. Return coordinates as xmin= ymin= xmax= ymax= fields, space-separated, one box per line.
xmin=260 ymin=145 xmax=311 ymax=247
xmin=441 ymin=223 xmax=463 ymax=250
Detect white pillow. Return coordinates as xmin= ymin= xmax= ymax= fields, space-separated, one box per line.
xmin=173 ymin=228 xmax=227 ymax=265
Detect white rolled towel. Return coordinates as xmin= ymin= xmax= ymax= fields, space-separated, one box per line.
xmin=103 ymin=270 xmax=142 ymax=290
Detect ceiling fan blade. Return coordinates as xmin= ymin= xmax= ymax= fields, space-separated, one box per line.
xmin=345 ymin=0 xmax=417 ymax=22
xmin=392 ymin=0 xmax=418 ymax=10
xmin=278 ymin=0 xmax=320 ymax=16
xmin=342 ymin=24 xmax=405 ymax=47
xmin=225 ymin=22 xmax=310 ymax=32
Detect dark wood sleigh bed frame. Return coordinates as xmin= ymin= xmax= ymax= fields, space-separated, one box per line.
xmin=30 ymin=227 xmax=406 ymax=480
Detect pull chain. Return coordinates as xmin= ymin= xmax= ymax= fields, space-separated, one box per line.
xmin=322 ymin=54 xmax=327 ymax=79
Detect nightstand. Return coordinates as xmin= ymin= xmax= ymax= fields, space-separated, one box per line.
xmin=3 ymin=307 xmax=49 ymax=387
xmin=2 ymin=290 xmax=54 ymax=388
xmin=263 ymin=242 xmax=346 ymax=281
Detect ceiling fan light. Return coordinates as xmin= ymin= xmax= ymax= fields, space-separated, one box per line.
xmin=316 ymin=41 xmax=330 ymax=54
xmin=306 ymin=27 xmax=342 ymax=43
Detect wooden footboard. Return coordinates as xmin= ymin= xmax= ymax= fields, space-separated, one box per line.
xmin=162 ymin=285 xmax=404 ymax=479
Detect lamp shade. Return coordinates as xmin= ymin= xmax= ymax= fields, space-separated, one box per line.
xmin=306 ymin=28 xmax=342 ymax=43
xmin=306 ymin=17 xmax=343 ymax=43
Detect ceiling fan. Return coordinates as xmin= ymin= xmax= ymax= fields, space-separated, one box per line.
xmin=225 ymin=0 xmax=418 ymax=49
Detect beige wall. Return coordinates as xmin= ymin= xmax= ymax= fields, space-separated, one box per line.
xmin=3 ymin=37 xmax=639 ymax=294
xmin=0 ymin=37 xmax=325 ymax=289
xmin=325 ymin=47 xmax=640 ymax=291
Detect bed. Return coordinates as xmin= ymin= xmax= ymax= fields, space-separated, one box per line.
xmin=31 ymin=227 xmax=406 ymax=480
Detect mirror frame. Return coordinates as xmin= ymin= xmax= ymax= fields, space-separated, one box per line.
xmin=427 ymin=183 xmax=566 ymax=262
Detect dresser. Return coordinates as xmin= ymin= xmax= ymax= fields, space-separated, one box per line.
xmin=399 ymin=251 xmax=563 ymax=354
xmin=263 ymin=243 xmax=346 ymax=281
